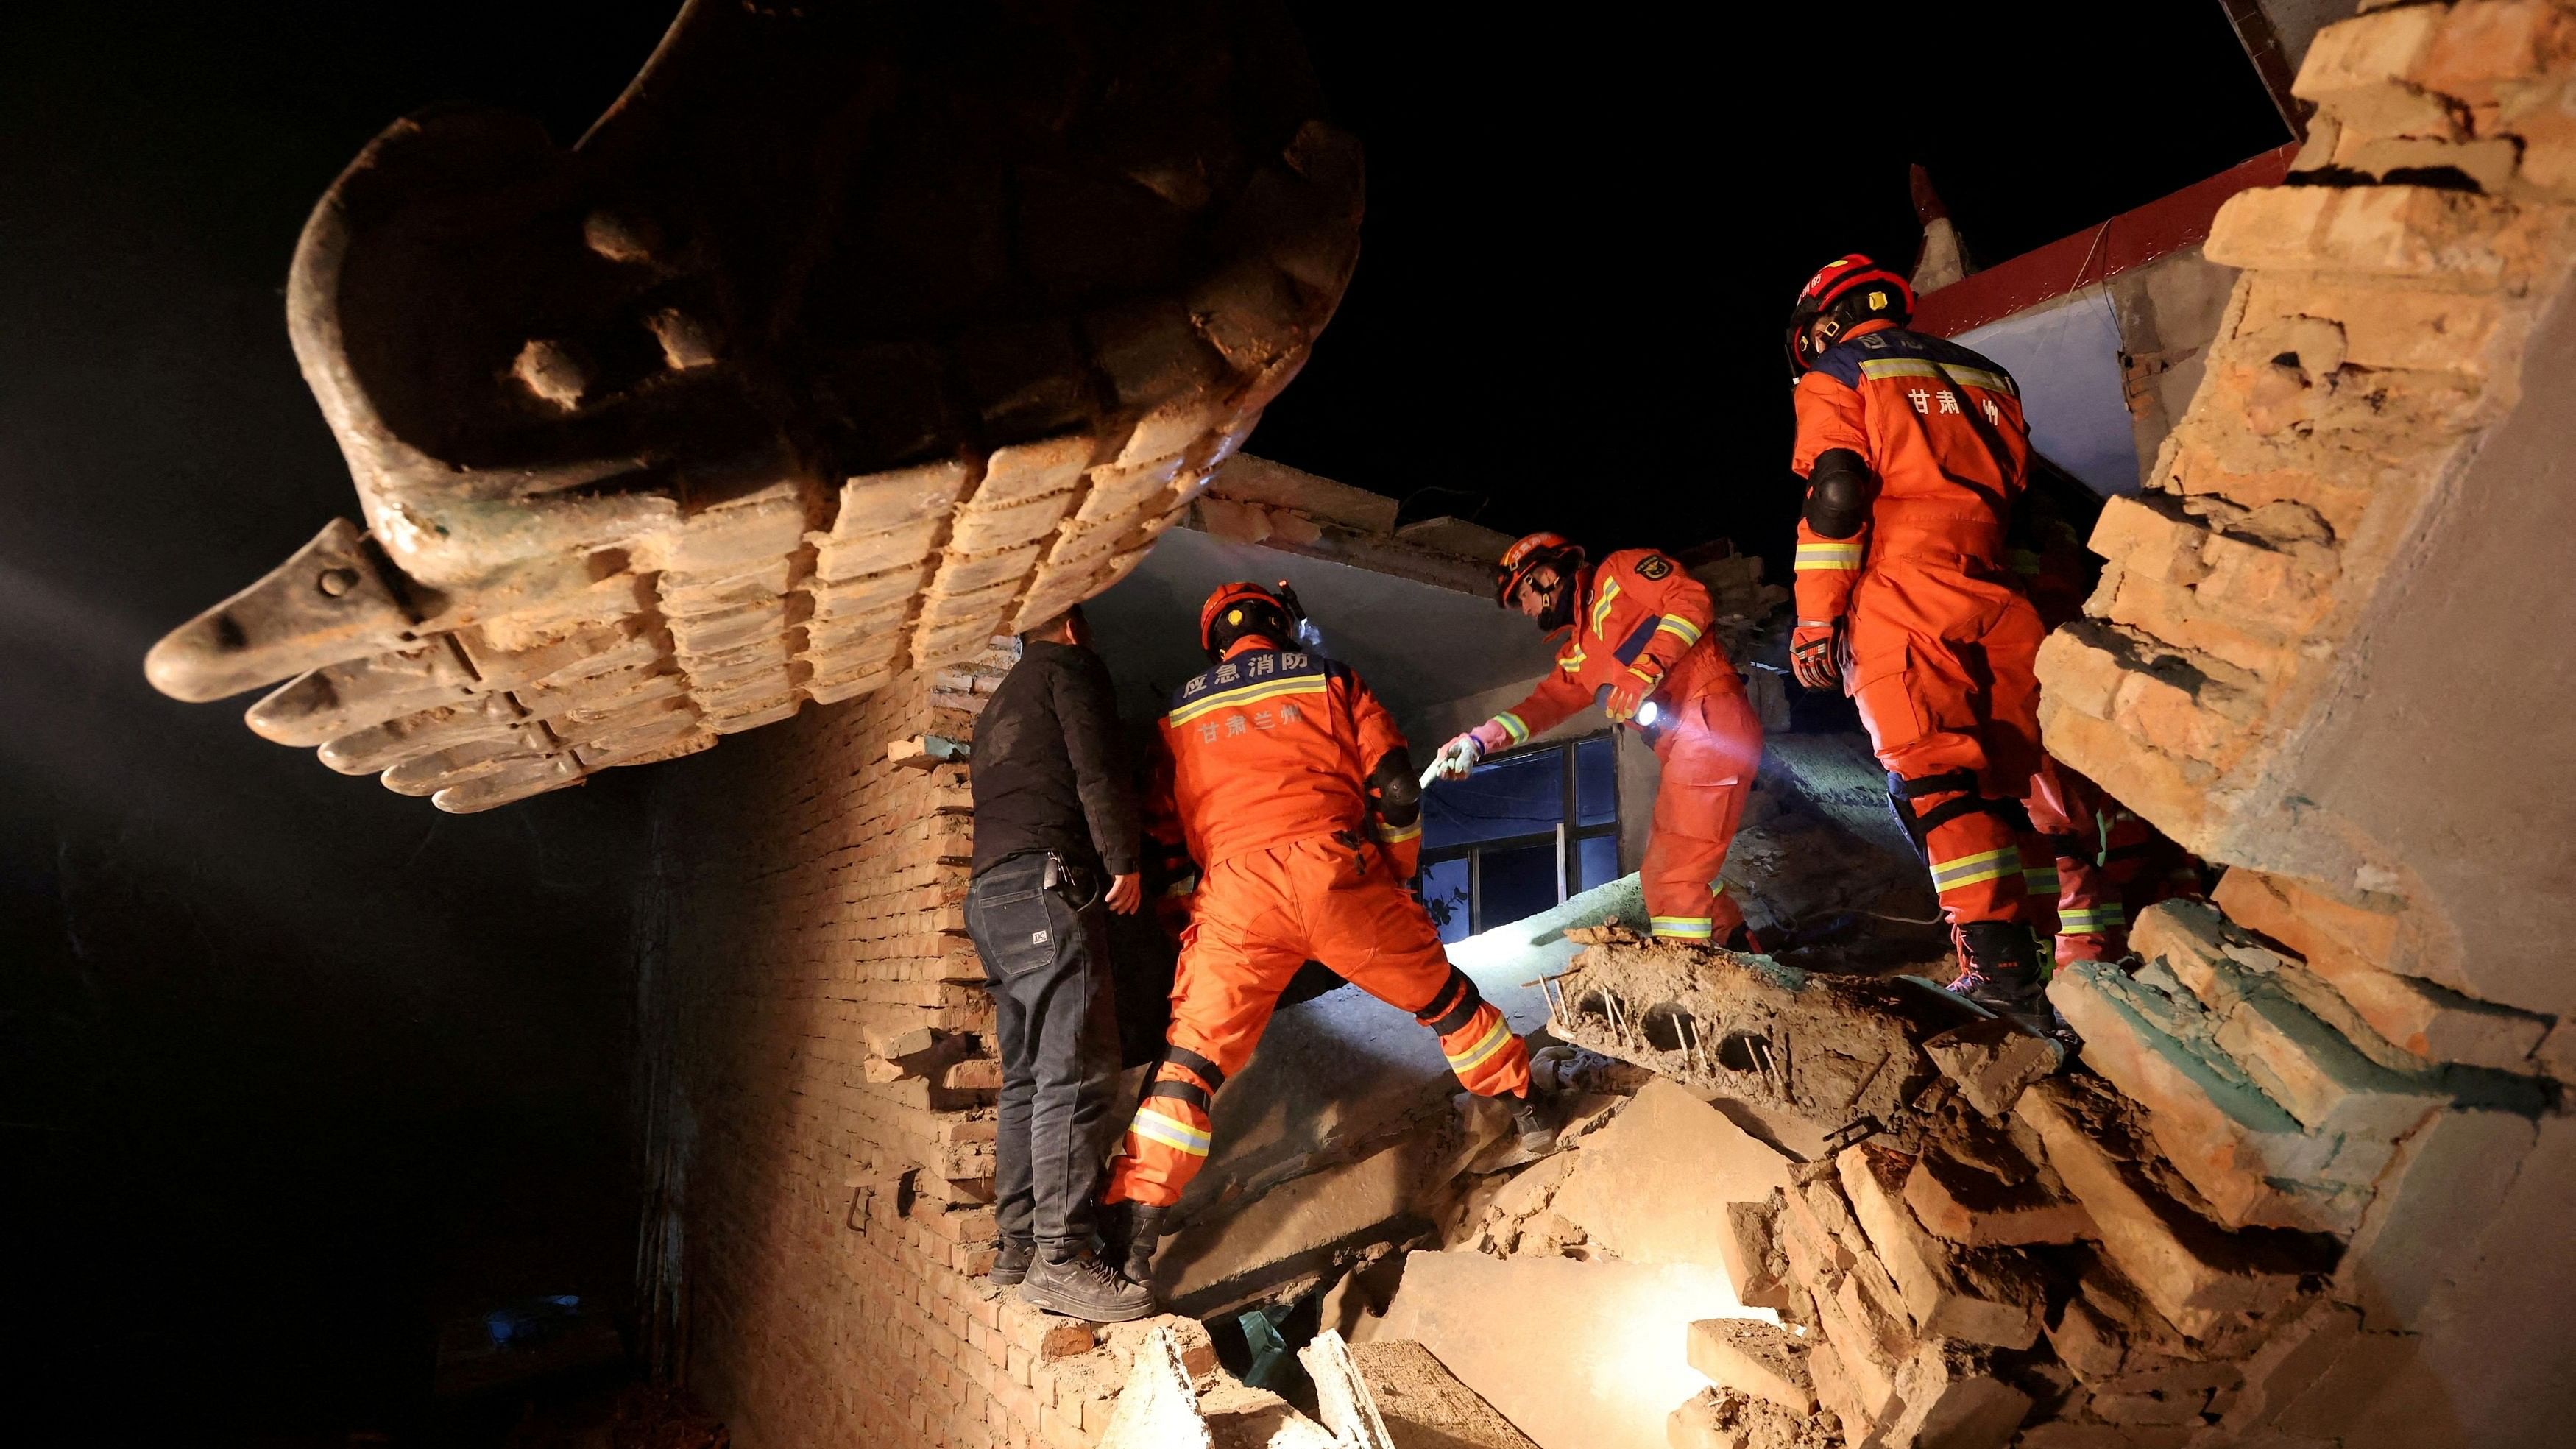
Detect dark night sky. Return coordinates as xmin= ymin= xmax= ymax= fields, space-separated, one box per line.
xmin=0 ymin=1 xmax=2280 ymax=1440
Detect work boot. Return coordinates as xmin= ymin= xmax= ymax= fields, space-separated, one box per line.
xmin=1948 ymin=921 xmax=2048 ymax=1013
xmin=1020 ymin=1249 xmax=1155 ymax=1322
xmin=987 ymin=1239 xmax=1033 ymax=1288
xmin=1114 ymin=1204 xmax=1169 ymax=1286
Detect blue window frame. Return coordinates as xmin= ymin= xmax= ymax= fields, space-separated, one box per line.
xmin=1417 ymin=735 xmax=1619 ymax=942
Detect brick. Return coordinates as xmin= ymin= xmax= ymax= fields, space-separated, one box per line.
xmin=2416 ymin=0 xmax=2576 ymax=107
xmin=1685 ymin=1319 xmax=1814 ymax=1414
xmin=1836 ymin=1145 xmax=2044 ymax=1350
xmin=2207 ymin=184 xmax=2572 ymax=291
xmin=2014 ymin=1077 xmax=2304 ymax=1338
xmin=2045 ymin=961 xmax=2367 ymax=1233
xmin=2291 ymin=4 xmax=2451 ymax=136
xmin=1903 ymin=1134 xmax=2095 ymax=1247
xmin=2212 ymin=869 xmax=2548 ymax=1069
xmin=2090 ymin=494 xmax=2212 ymax=587
xmin=1923 ymin=1016 xmax=2067 ymax=1118
xmin=1877 ymin=1339 xmax=2032 ymax=1449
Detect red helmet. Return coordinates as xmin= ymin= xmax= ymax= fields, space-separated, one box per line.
xmin=1786 ymin=254 xmax=1914 ymax=372
xmin=1198 ymin=581 xmax=1302 ymax=662
xmin=1494 ymin=531 xmax=1585 ymax=608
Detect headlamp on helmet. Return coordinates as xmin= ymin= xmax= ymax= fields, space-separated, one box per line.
xmin=1786 ymin=254 xmax=1915 ymax=374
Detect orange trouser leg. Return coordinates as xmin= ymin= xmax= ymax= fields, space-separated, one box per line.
xmin=2023 ymin=758 xmax=2126 ymax=963
xmin=1641 ymin=688 xmax=1764 ymax=941
xmin=1289 ymin=835 xmax=1532 ymax=1099
xmin=1847 ymin=574 xmax=2042 ymax=929
xmin=1102 ymin=854 xmax=1306 ymax=1210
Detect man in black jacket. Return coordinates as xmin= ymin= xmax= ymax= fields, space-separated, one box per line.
xmin=966 ymin=603 xmax=1153 ymax=1320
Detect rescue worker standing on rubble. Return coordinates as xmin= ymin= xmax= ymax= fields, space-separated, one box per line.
xmin=1430 ymin=535 xmax=1769 ymax=949
xmin=1100 ymin=582 xmax=1553 ymax=1289
xmin=1780 ymin=254 xmax=2057 ymax=1010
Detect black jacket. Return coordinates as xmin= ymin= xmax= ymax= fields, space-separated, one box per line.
xmin=969 ymin=640 xmax=1140 ymax=878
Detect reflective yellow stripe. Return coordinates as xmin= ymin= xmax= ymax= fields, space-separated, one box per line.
xmin=1127 ymin=1107 xmax=1211 ymax=1157
xmin=1494 ymin=712 xmax=1530 ymax=745
xmin=1445 ymin=1014 xmax=1514 ymax=1074
xmin=2023 ymin=865 xmax=2062 ymax=893
xmin=1376 ymin=819 xmax=1421 ymax=843
xmin=1651 ymin=916 xmax=1715 ymax=939
xmin=1856 ymin=358 xmax=2015 ymax=394
xmin=1654 ymin=614 xmax=1703 ymax=647
xmin=1590 ymin=580 xmax=1620 ymax=637
xmin=1931 ymin=846 xmax=2020 ymax=891
xmin=2060 ymin=905 xmax=2127 ymax=933
xmin=1795 ymin=542 xmax=1864 ymax=572
xmin=1167 ymin=674 xmax=1328 ymax=726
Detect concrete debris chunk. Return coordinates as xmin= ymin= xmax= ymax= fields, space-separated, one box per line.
xmin=1374 ymin=1250 xmax=1755 ymax=1449
xmin=1664 ymin=1386 xmax=1837 ymax=1449
xmin=2012 ymin=1077 xmax=2304 ymax=1338
xmin=1547 ymin=932 xmax=1929 ymax=1158
xmin=1923 ymin=1016 xmax=2066 ymax=1118
xmin=1347 ymin=1339 xmax=1538 ymax=1449
xmin=1838 ymin=1144 xmax=2045 ymax=1350
xmin=1879 ymin=1339 xmax=2033 ymax=1449
xmin=1097 ymin=1322 xmax=1216 ymax=1449
xmin=1686 ymin=1319 xmax=1816 ymax=1414
xmin=1549 ymin=1079 xmax=1792 ymax=1299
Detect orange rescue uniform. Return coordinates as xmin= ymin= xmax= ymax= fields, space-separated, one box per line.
xmin=1791 ymin=321 xmax=2049 ymax=932
xmin=1103 ymin=640 xmax=1532 ymax=1210
xmin=1470 ymin=548 xmax=1764 ymax=942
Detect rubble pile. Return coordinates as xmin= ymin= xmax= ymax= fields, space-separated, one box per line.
xmin=1368 ymin=915 xmax=2564 ymax=1449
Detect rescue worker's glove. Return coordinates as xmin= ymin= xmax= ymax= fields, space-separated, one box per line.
xmin=1604 ymin=664 xmax=1662 ymax=724
xmin=1430 ymin=732 xmax=1487 ymax=781
xmin=1791 ymin=618 xmax=1844 ymax=692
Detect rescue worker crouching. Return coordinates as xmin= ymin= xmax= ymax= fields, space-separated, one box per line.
xmin=1432 ymin=534 xmax=1768 ymax=950
xmin=1782 ymin=253 xmax=2058 ymax=1010
xmin=1100 ymin=583 xmax=1553 ymax=1287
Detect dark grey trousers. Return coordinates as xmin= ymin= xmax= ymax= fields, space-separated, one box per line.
xmin=965 ymin=851 xmax=1122 ymax=1258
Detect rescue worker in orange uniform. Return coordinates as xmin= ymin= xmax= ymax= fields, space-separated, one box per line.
xmin=1782 ymin=254 xmax=2057 ymax=1007
xmin=1100 ymin=583 xmax=1549 ymax=1285
xmin=1430 ymin=536 xmax=1768 ymax=949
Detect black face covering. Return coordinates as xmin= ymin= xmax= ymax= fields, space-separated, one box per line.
xmin=1531 ymin=570 xmax=1579 ymax=632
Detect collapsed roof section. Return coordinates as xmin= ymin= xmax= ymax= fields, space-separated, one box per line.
xmin=138 ymin=0 xmax=1361 ymax=812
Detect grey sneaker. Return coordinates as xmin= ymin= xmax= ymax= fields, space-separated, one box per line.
xmin=988 ymin=1239 xmax=1033 ymax=1288
xmin=1021 ymin=1250 xmax=1155 ymax=1322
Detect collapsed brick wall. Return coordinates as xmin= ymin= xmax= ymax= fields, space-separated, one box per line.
xmin=640 ymin=648 xmax=1175 ymax=1449
xmin=2020 ymin=3 xmax=2576 ymax=1442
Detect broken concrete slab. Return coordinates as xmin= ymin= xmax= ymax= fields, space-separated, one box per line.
xmin=1348 ymin=1339 xmax=1539 ymax=1449
xmin=2047 ymin=960 xmax=2371 ymax=1233
xmin=1548 ymin=931 xmax=1931 ymax=1158
xmin=1300 ymin=1331 xmax=1396 ymax=1449
xmin=1549 ymin=1079 xmax=1793 ymax=1297
xmin=1924 ymin=1016 xmax=2067 ymax=1119
xmin=1156 ymin=1136 xmax=1433 ymax=1313
xmin=1686 ymin=1319 xmax=1816 ymax=1414
xmin=1839 ymin=1144 xmax=2045 ymax=1350
xmin=1374 ymin=1251 xmax=1761 ymax=1449
xmin=2013 ymin=1077 xmax=2304 ymax=1339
